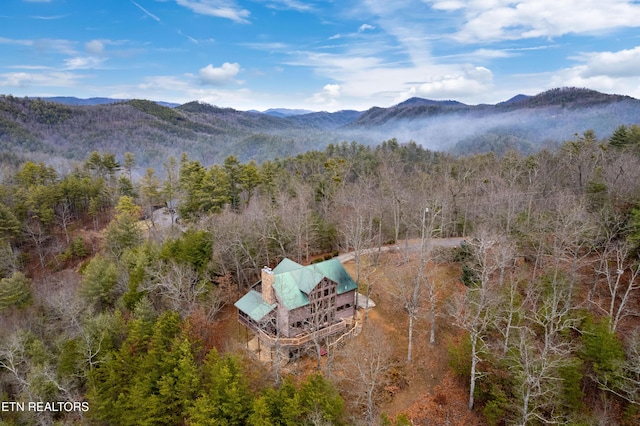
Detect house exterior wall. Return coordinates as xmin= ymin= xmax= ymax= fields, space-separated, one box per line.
xmin=335 ymin=290 xmax=356 ymax=320
xmin=281 ymin=277 xmax=341 ymax=337
xmin=307 ymin=277 xmax=337 ymax=328
xmin=285 ymin=306 xmax=311 ymax=337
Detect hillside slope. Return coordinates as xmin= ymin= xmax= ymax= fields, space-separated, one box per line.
xmin=347 ymin=88 xmax=640 ymax=154
xmin=1 ymin=87 xmax=639 ymax=170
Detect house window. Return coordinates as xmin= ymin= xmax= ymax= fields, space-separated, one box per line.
xmin=337 ymin=303 xmax=352 ymax=312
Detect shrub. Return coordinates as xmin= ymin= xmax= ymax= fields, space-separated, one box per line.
xmin=0 ymin=271 xmax=32 ymax=310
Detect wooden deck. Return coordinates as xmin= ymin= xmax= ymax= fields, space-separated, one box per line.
xmin=239 ymin=315 xmax=349 ymax=348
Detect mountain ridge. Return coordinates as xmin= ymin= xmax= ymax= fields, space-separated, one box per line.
xmin=350 ymin=87 xmax=638 ymax=127
xmin=1 ymin=88 xmax=638 ymax=171
xmin=32 ymin=96 xmax=180 ymax=108
xmin=32 ymin=87 xmax=637 ymax=116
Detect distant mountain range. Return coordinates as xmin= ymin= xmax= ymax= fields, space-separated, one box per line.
xmin=2 ymin=87 xmax=639 ymax=171
xmin=29 ymin=96 xmax=181 ymax=108
xmin=262 ymin=108 xmax=315 ymax=117
xmin=345 ymin=87 xmax=640 ymax=155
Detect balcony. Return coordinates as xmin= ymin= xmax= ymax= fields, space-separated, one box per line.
xmin=238 ymin=314 xmax=348 ymax=348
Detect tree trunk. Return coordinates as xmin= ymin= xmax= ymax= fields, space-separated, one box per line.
xmin=429 ymin=280 xmax=435 ymax=345
xmin=407 ymin=313 xmax=414 ymax=363
xmin=469 ymin=333 xmax=477 ymax=411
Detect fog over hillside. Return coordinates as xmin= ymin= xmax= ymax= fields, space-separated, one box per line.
xmin=343 ymin=88 xmax=640 ymax=154
xmin=343 ymin=100 xmax=640 ymax=155
xmin=2 ymin=88 xmax=639 ymax=172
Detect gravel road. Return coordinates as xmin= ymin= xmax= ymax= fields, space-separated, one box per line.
xmin=336 ymin=237 xmax=466 ymax=263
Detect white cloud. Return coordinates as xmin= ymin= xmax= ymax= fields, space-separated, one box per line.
xmin=437 ymin=48 xmax=515 ymax=62
xmin=85 ymin=40 xmax=105 ymax=55
xmin=33 ymin=39 xmax=77 ymax=55
xmin=0 ymin=37 xmax=78 ymax=55
xmin=0 ymin=71 xmax=82 ymax=88
xmin=545 ymin=46 xmax=640 ymax=99
xmin=466 ymin=48 xmax=513 ymax=59
xmin=63 ymin=56 xmax=106 ymax=70
xmin=574 ymin=46 xmax=640 ymax=79
xmin=431 ymin=0 xmax=640 ymax=43
xmin=240 ymin=42 xmax=289 ymax=51
xmin=358 ymin=24 xmax=375 ymax=32
xmin=353 ymin=2 xmax=435 ymax=66
xmin=8 ymin=65 xmax=52 ymax=70
xmin=408 ymin=65 xmax=494 ymax=99
xmin=199 ymin=62 xmax=241 ymax=85
xmin=287 ymin=40 xmax=497 ymax=107
xmin=0 ymin=37 xmax=33 ymax=46
xmin=109 ymin=75 xmax=256 ymax=108
xmin=288 ymin=50 xmax=384 ymax=72
xmin=137 ymin=75 xmax=193 ymax=92
xmin=264 ymin=0 xmax=315 ymax=12
xmin=175 ymin=0 xmax=250 ymax=23
xmin=309 ymin=84 xmax=341 ymax=107
xmin=323 ymin=84 xmax=341 ymax=97
xmin=430 ymin=0 xmax=464 ymax=11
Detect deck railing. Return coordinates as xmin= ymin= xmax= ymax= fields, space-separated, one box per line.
xmin=239 ymin=315 xmax=348 ymax=348
xmin=329 ymin=321 xmax=362 ymax=350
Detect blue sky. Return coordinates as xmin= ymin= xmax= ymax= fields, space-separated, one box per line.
xmin=2 ymin=0 xmax=640 ymax=111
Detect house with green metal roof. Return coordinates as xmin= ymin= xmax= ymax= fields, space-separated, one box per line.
xmin=234 ymin=257 xmax=358 ymax=355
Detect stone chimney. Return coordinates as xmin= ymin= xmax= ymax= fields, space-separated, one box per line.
xmin=262 ymin=266 xmax=276 ymax=304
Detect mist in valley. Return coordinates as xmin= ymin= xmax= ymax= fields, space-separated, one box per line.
xmin=336 ymin=100 xmax=640 ymax=156
xmin=1 ymin=90 xmax=639 ymax=176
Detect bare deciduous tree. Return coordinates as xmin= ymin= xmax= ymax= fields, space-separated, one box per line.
xmin=55 ymin=200 xmax=74 ymax=244
xmin=0 ymin=239 xmax=20 ymax=278
xmin=593 ymin=242 xmax=640 ymax=333
xmin=386 ymin=253 xmax=423 ymax=364
xmin=510 ymin=327 xmax=574 ymax=425
xmin=341 ymin=326 xmax=393 ymax=426
xmin=23 ymin=217 xmax=49 ymax=268
xmin=280 ymin=181 xmax=315 ymax=264
xmin=143 ymin=261 xmax=212 ymax=318
xmin=452 ymin=232 xmax=502 ymax=411
xmin=0 ymin=331 xmax=33 ymax=400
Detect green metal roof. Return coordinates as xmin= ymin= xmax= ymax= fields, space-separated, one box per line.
xmin=234 ymin=290 xmax=276 ymax=322
xmin=237 ymin=258 xmax=358 ymax=313
xmin=312 ymin=258 xmax=359 ymax=294
xmin=271 ymin=258 xmax=358 ymax=310
xmin=272 ymin=258 xmax=303 ymax=273
xmin=273 ymin=275 xmax=310 ymax=310
xmin=289 ymin=267 xmax=325 ymax=294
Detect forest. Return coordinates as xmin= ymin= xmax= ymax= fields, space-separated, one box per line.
xmin=3 ymin=88 xmax=640 ymax=172
xmin=1 ymin=123 xmax=640 ymax=425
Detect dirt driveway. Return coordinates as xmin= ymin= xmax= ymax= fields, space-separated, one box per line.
xmin=336 ymin=237 xmax=466 ymax=263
